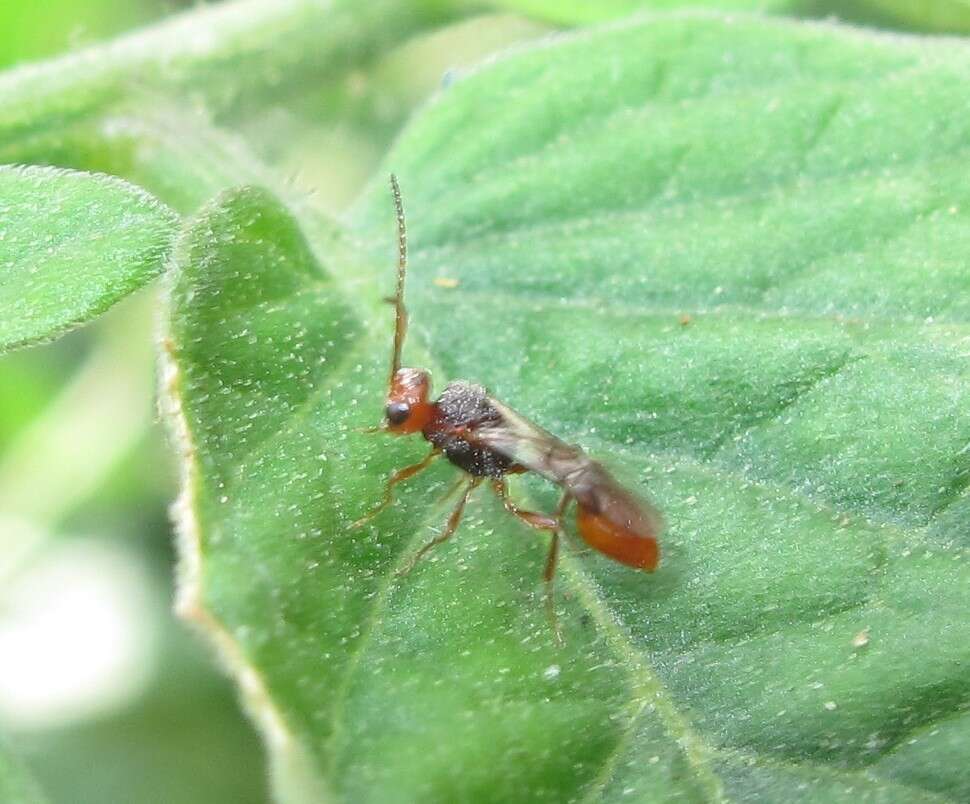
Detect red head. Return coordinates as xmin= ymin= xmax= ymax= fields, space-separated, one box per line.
xmin=385 ymin=367 xmax=433 ymax=434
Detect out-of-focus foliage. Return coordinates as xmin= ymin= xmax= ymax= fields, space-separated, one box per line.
xmin=487 ymin=0 xmax=970 ymax=32
xmin=0 ymin=0 xmax=167 ymax=69
xmin=488 ymin=0 xmax=797 ymax=24
xmin=0 ymin=743 xmax=47 ymax=804
xmin=858 ymin=0 xmax=970 ymax=31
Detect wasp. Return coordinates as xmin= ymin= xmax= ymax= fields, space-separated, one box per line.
xmin=354 ymin=176 xmax=663 ymax=624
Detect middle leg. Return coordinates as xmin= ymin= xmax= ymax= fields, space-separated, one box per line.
xmin=351 ymin=447 xmax=440 ymax=528
xmin=397 ymin=476 xmax=482 ymax=576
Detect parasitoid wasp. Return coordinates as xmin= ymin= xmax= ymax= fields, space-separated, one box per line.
xmin=353 ymin=175 xmax=663 ymax=624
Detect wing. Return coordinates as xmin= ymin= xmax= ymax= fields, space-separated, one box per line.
xmin=476 ymin=396 xmax=664 ymax=571
xmin=473 ymin=396 xmax=586 ymax=486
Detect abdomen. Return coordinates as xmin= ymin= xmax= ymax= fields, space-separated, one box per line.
xmin=576 ymin=501 xmax=660 ymax=570
xmin=566 ymin=461 xmax=662 ymax=571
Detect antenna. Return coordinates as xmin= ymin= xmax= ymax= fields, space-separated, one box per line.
xmin=389 ymin=174 xmax=409 ymax=383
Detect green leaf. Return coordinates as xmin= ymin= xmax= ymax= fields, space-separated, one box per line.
xmin=0 ymin=742 xmax=47 ymax=804
xmin=0 ymin=165 xmax=177 ymax=353
xmin=165 ymin=12 xmax=970 ymax=803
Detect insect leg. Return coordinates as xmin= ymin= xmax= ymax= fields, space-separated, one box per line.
xmin=437 ymin=475 xmax=466 ymax=505
xmin=544 ymin=493 xmax=572 ymax=646
xmin=490 ymin=479 xmax=559 ymax=531
xmin=491 ymin=480 xmax=571 ymax=643
xmin=397 ymin=476 xmax=482 ymax=576
xmin=350 ymin=448 xmax=440 ymax=529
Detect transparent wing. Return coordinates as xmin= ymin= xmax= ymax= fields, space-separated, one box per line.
xmin=477 ymin=398 xmax=664 ymax=546
xmin=474 ymin=397 xmax=585 ymax=485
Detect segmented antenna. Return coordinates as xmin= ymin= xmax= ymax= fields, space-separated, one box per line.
xmin=389 ymin=174 xmax=409 ymax=382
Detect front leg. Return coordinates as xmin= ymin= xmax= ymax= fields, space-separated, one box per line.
xmin=350 ymin=447 xmax=440 ymax=529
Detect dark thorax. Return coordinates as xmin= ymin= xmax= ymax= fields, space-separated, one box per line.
xmin=423 ymin=381 xmax=518 ymax=477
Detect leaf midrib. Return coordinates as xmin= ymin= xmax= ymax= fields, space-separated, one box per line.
xmin=711 ymin=744 xmax=955 ymax=804
xmin=562 ymin=548 xmax=729 ymax=803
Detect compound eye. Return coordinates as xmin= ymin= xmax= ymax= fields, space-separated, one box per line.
xmin=385 ymin=401 xmax=410 ymax=426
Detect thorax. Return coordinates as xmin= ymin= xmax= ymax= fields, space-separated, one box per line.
xmin=422 ymin=381 xmax=517 ymax=478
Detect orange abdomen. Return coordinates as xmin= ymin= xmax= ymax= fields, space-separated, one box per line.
xmin=576 ymin=503 xmax=660 ymax=571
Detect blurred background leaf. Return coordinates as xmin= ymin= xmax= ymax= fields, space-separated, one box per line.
xmin=486 ymin=0 xmax=799 ymax=24
xmin=485 ymin=0 xmax=970 ymax=31
xmin=0 ymin=741 xmax=47 ymax=804
xmin=0 ymin=0 xmax=177 ymax=70
xmin=854 ymin=0 xmax=970 ymax=31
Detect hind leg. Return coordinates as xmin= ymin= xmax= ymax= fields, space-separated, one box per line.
xmin=542 ymin=493 xmax=572 ymax=644
xmin=491 ymin=480 xmax=571 ymax=643
xmin=490 ymin=479 xmax=561 ymax=531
